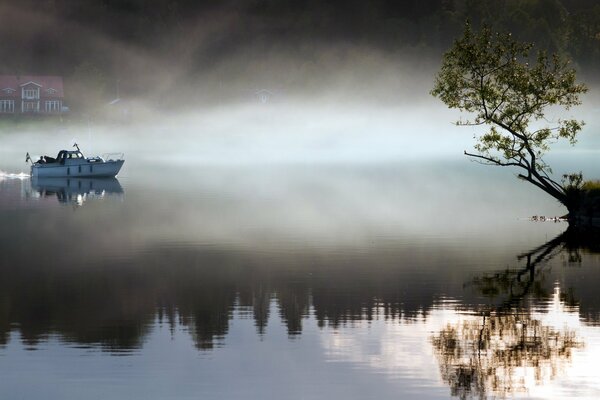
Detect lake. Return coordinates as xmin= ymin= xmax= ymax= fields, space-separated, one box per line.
xmin=1 ymin=139 xmax=600 ymax=399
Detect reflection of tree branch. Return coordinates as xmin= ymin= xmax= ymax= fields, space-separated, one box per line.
xmin=488 ymin=225 xmax=600 ymax=310
xmin=433 ymin=227 xmax=595 ymax=399
xmin=473 ymin=228 xmax=577 ymax=311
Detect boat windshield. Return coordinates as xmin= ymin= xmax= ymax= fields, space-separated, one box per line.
xmin=55 ymin=151 xmax=84 ymax=160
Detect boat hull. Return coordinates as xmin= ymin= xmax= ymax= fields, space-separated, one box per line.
xmin=31 ymin=160 xmax=124 ymax=178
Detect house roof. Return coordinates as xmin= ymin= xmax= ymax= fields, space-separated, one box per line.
xmin=0 ymin=75 xmax=64 ymax=97
xmin=255 ymin=89 xmax=274 ymax=95
xmin=19 ymin=81 xmax=42 ymax=87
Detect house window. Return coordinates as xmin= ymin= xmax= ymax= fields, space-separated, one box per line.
xmin=23 ymin=101 xmax=38 ymax=112
xmin=23 ymin=88 xmax=39 ymax=99
xmin=0 ymin=100 xmax=14 ymax=113
xmin=45 ymin=100 xmax=61 ymax=112
xmin=2 ymin=88 xmax=15 ymax=95
xmin=46 ymin=88 xmax=57 ymax=95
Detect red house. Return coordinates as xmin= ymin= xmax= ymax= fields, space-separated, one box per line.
xmin=0 ymin=75 xmax=67 ymax=115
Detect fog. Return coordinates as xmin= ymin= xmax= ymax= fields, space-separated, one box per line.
xmin=2 ymin=0 xmax=600 ymax=250
xmin=2 ymin=0 xmax=600 ymax=169
xmin=2 ymin=71 xmax=600 ymax=241
xmin=1 ymin=89 xmax=598 ymax=174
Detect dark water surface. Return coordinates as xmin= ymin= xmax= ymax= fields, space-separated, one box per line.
xmin=1 ymin=161 xmax=599 ymax=399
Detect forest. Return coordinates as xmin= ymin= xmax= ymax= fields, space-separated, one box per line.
xmin=1 ymin=0 xmax=600 ymax=111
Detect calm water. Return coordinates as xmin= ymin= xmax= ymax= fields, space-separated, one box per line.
xmin=1 ymin=159 xmax=599 ymax=399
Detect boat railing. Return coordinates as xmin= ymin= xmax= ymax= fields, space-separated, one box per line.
xmin=102 ymin=152 xmax=125 ymax=161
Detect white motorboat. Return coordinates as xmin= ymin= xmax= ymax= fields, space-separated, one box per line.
xmin=28 ymin=144 xmax=124 ymax=178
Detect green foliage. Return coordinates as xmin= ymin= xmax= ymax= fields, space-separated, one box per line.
xmin=582 ymin=180 xmax=600 ymax=195
xmin=431 ymin=23 xmax=588 ymax=208
xmin=562 ymin=172 xmax=585 ymax=208
xmin=562 ymin=172 xmax=584 ymax=192
xmin=558 ymin=173 xmax=600 ymax=215
xmin=68 ymin=61 xmax=109 ymax=116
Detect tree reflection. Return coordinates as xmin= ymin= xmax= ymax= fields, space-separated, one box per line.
xmin=432 ymin=308 xmax=582 ymax=399
xmin=0 ymin=225 xmax=598 ymax=356
xmin=432 ymin=227 xmax=593 ymax=399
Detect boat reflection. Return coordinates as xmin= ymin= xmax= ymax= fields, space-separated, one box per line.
xmin=31 ymin=176 xmax=124 ymax=206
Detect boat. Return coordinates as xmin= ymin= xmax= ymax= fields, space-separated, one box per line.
xmin=27 ymin=143 xmax=124 ymax=178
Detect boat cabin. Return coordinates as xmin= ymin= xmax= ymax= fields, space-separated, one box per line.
xmin=56 ymin=150 xmax=84 ymax=164
xmin=37 ymin=150 xmax=85 ymax=165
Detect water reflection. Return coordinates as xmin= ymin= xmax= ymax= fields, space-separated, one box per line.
xmin=2 ymin=166 xmax=600 ymax=398
xmin=469 ymin=226 xmax=600 ymax=322
xmin=0 ymin=226 xmax=597 ymax=353
xmin=431 ymin=226 xmax=597 ymax=399
xmin=432 ymin=300 xmax=582 ymax=399
xmin=30 ymin=176 xmax=124 ymax=206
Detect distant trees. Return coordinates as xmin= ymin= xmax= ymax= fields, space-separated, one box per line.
xmin=4 ymin=1 xmax=600 ymax=74
xmin=68 ymin=61 xmax=109 ymax=116
xmin=4 ymin=0 xmax=600 ymax=115
xmin=431 ymin=23 xmax=588 ymax=215
xmin=565 ymin=5 xmax=600 ymax=66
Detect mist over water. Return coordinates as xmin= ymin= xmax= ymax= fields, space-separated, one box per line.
xmin=2 ymin=92 xmax=598 ymax=254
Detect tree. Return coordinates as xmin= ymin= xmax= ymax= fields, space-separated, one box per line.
xmin=431 ymin=23 xmax=587 ymax=214
xmin=69 ymin=61 xmax=109 ymax=116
